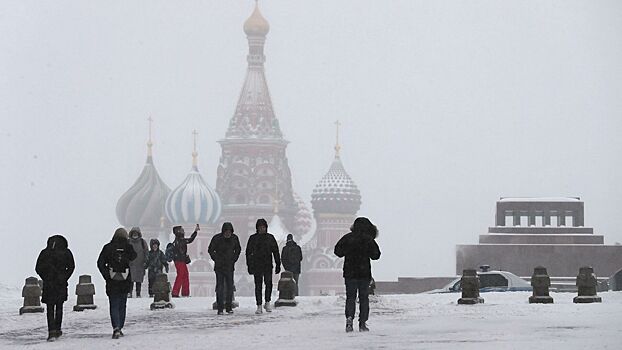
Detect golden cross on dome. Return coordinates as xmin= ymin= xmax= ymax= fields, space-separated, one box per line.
xmin=192 ymin=129 xmax=199 ymax=166
xmin=334 ymin=120 xmax=341 ymax=157
xmin=147 ymin=116 xmax=154 ymax=156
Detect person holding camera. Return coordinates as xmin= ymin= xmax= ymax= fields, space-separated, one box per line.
xmin=97 ymin=228 xmax=137 ymax=339
xmin=169 ymin=224 xmax=198 ymax=298
xmin=245 ymin=218 xmax=281 ymax=314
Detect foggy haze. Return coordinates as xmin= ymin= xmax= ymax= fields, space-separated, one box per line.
xmin=1 ymin=0 xmax=621 ymax=290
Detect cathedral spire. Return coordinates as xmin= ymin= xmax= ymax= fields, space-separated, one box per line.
xmin=334 ymin=120 xmax=341 ymax=158
xmin=192 ymin=129 xmax=198 ymax=169
xmin=147 ymin=116 xmax=154 ymax=159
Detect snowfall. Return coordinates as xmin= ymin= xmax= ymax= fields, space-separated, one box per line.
xmin=1 ymin=284 xmax=621 ymax=349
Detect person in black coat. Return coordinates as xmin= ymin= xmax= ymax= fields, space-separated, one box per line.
xmin=281 ymin=234 xmax=303 ymax=295
xmin=245 ymin=218 xmax=281 ymax=313
xmin=208 ymin=222 xmax=241 ymax=314
xmin=145 ymin=239 xmax=169 ymax=297
xmin=97 ymin=228 xmax=137 ymax=339
xmin=334 ymin=217 xmax=381 ymax=333
xmin=35 ymin=235 xmax=75 ymax=341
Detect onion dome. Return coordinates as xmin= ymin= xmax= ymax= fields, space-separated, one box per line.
xmin=269 ymin=214 xmax=289 ymax=246
xmin=116 ymin=119 xmax=171 ymax=228
xmin=243 ymin=1 xmax=270 ymax=37
xmin=293 ymin=192 xmax=313 ymax=237
xmin=311 ymin=123 xmax=361 ymax=215
xmin=165 ymin=131 xmax=222 ymax=225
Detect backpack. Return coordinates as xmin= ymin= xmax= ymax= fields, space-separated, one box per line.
xmin=108 ymin=247 xmax=130 ymax=281
xmin=165 ymin=243 xmax=174 ymax=262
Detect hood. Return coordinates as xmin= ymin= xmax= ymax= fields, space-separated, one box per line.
xmin=112 ymin=227 xmax=128 ymax=243
xmin=129 ymin=227 xmax=142 ymax=239
xmin=46 ymin=235 xmax=68 ymax=250
xmin=221 ymin=222 xmax=234 ymax=233
xmin=149 ymin=238 xmax=160 ymax=247
xmin=286 ymin=240 xmax=297 ymax=247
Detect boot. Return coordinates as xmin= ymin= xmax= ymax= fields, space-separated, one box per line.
xmin=112 ymin=329 xmax=121 ymax=339
xmin=345 ymin=317 xmax=354 ymax=333
xmin=217 ymin=310 xmax=224 ymax=315
xmin=47 ymin=331 xmax=56 ymax=342
xmin=255 ymin=305 xmax=263 ymax=314
xmin=359 ymin=321 xmax=369 ymax=332
xmin=55 ymin=329 xmax=62 ymax=338
xmin=119 ymin=329 xmax=124 ymax=337
xmin=264 ymin=302 xmax=272 ymax=313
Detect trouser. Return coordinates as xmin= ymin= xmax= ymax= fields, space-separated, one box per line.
xmin=46 ymin=301 xmax=63 ymax=332
xmin=129 ymin=282 xmax=142 ymax=297
xmin=215 ymin=270 xmax=234 ymax=311
xmin=253 ymin=271 xmax=273 ymax=305
xmin=172 ymin=261 xmax=190 ymax=297
xmin=345 ymin=278 xmax=371 ymax=323
xmin=108 ymin=294 xmax=128 ymax=330
xmin=292 ymin=273 xmax=300 ymax=296
xmin=148 ymin=271 xmax=157 ymax=296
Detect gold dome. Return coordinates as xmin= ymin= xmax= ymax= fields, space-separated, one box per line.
xmin=243 ymin=2 xmax=270 ymax=37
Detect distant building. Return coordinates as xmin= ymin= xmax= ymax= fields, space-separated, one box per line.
xmin=456 ymin=197 xmax=622 ymax=278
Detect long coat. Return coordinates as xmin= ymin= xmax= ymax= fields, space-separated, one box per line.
xmin=128 ymin=232 xmax=148 ymax=282
xmin=245 ymin=232 xmax=281 ymax=274
xmin=35 ymin=235 xmax=75 ymax=304
xmin=334 ymin=231 xmax=381 ymax=279
xmin=97 ymin=236 xmax=137 ymax=296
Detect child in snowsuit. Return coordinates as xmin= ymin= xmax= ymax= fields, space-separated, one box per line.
xmin=145 ymin=239 xmax=169 ymax=297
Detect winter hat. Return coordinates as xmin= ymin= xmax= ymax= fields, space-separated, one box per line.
xmin=150 ymin=238 xmax=160 ymax=247
xmin=173 ymin=225 xmax=183 ymax=236
xmin=286 ymin=234 xmax=293 ymax=242
xmin=221 ymin=222 xmax=234 ymax=233
xmin=256 ymin=218 xmax=268 ymax=230
xmin=113 ymin=227 xmax=128 ymax=240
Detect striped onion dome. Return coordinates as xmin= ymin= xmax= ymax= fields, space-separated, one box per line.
xmin=311 ymin=154 xmax=361 ymax=215
xmin=116 ymin=153 xmax=171 ymax=228
xmin=165 ymin=154 xmax=221 ymax=225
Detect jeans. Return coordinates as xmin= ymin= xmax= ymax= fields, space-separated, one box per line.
xmin=46 ymin=301 xmax=63 ymax=332
xmin=253 ymin=271 xmax=273 ymax=305
xmin=345 ymin=278 xmax=371 ymax=322
xmin=129 ymin=282 xmax=142 ymax=297
xmin=215 ymin=270 xmax=234 ymax=311
xmin=172 ymin=261 xmax=190 ymax=297
xmin=109 ymin=294 xmax=128 ymax=330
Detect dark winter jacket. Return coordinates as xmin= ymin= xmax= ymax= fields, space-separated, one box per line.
xmin=281 ymin=240 xmax=303 ymax=274
xmin=35 ymin=235 xmax=75 ymax=304
xmin=208 ymin=229 xmax=241 ymax=272
xmin=97 ymin=235 xmax=137 ymax=296
xmin=145 ymin=248 xmax=169 ymax=277
xmin=246 ymin=232 xmax=281 ymax=274
xmin=334 ymin=232 xmax=381 ymax=279
xmin=171 ymin=231 xmax=197 ymax=263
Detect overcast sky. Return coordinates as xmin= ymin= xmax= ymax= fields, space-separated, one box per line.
xmin=1 ymin=0 xmax=621 ymax=289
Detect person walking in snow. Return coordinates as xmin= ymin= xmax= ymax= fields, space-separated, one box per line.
xmin=97 ymin=228 xmax=137 ymax=339
xmin=35 ymin=235 xmax=75 ymax=342
xmin=334 ymin=217 xmax=381 ymax=333
xmin=128 ymin=227 xmax=148 ymax=298
xmin=145 ymin=238 xmax=169 ymax=297
xmin=169 ymin=224 xmax=198 ymax=297
xmin=208 ymin=222 xmax=241 ymax=314
xmin=281 ymin=233 xmax=303 ymax=296
xmin=246 ymin=218 xmax=281 ymax=314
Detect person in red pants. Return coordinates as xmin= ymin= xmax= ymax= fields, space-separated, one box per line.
xmin=168 ymin=224 xmax=198 ymax=297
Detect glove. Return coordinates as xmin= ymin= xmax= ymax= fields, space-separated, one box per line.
xmin=275 ymin=265 xmax=281 ymax=274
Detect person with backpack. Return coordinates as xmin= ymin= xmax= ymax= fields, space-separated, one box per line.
xmin=208 ymin=222 xmax=241 ymax=314
xmin=245 ymin=218 xmax=281 ymax=314
xmin=128 ymin=227 xmax=148 ymax=298
xmin=97 ymin=228 xmax=137 ymax=339
xmin=281 ymin=234 xmax=303 ymax=296
xmin=145 ymin=238 xmax=169 ymax=297
xmin=35 ymin=235 xmax=75 ymax=342
xmin=168 ymin=224 xmax=198 ymax=297
xmin=334 ymin=217 xmax=381 ymax=333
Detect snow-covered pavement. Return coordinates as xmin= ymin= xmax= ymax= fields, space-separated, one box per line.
xmin=1 ymin=291 xmax=621 ymax=349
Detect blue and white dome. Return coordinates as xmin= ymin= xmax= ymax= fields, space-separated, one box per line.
xmin=165 ymin=157 xmax=221 ymax=225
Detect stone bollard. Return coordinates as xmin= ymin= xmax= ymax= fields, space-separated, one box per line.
xmin=573 ymin=266 xmax=602 ymax=303
xmin=150 ymin=273 xmax=174 ymax=310
xmin=458 ymin=269 xmax=484 ymax=305
xmin=73 ymin=275 xmax=97 ymax=311
xmin=529 ymin=266 xmax=554 ymax=304
xmin=275 ymin=271 xmax=298 ymax=307
xmin=212 ymin=283 xmax=240 ymax=310
xmin=19 ymin=277 xmax=44 ymax=315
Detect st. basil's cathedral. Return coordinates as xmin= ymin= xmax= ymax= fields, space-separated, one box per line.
xmin=115 ymin=3 xmax=363 ymax=297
